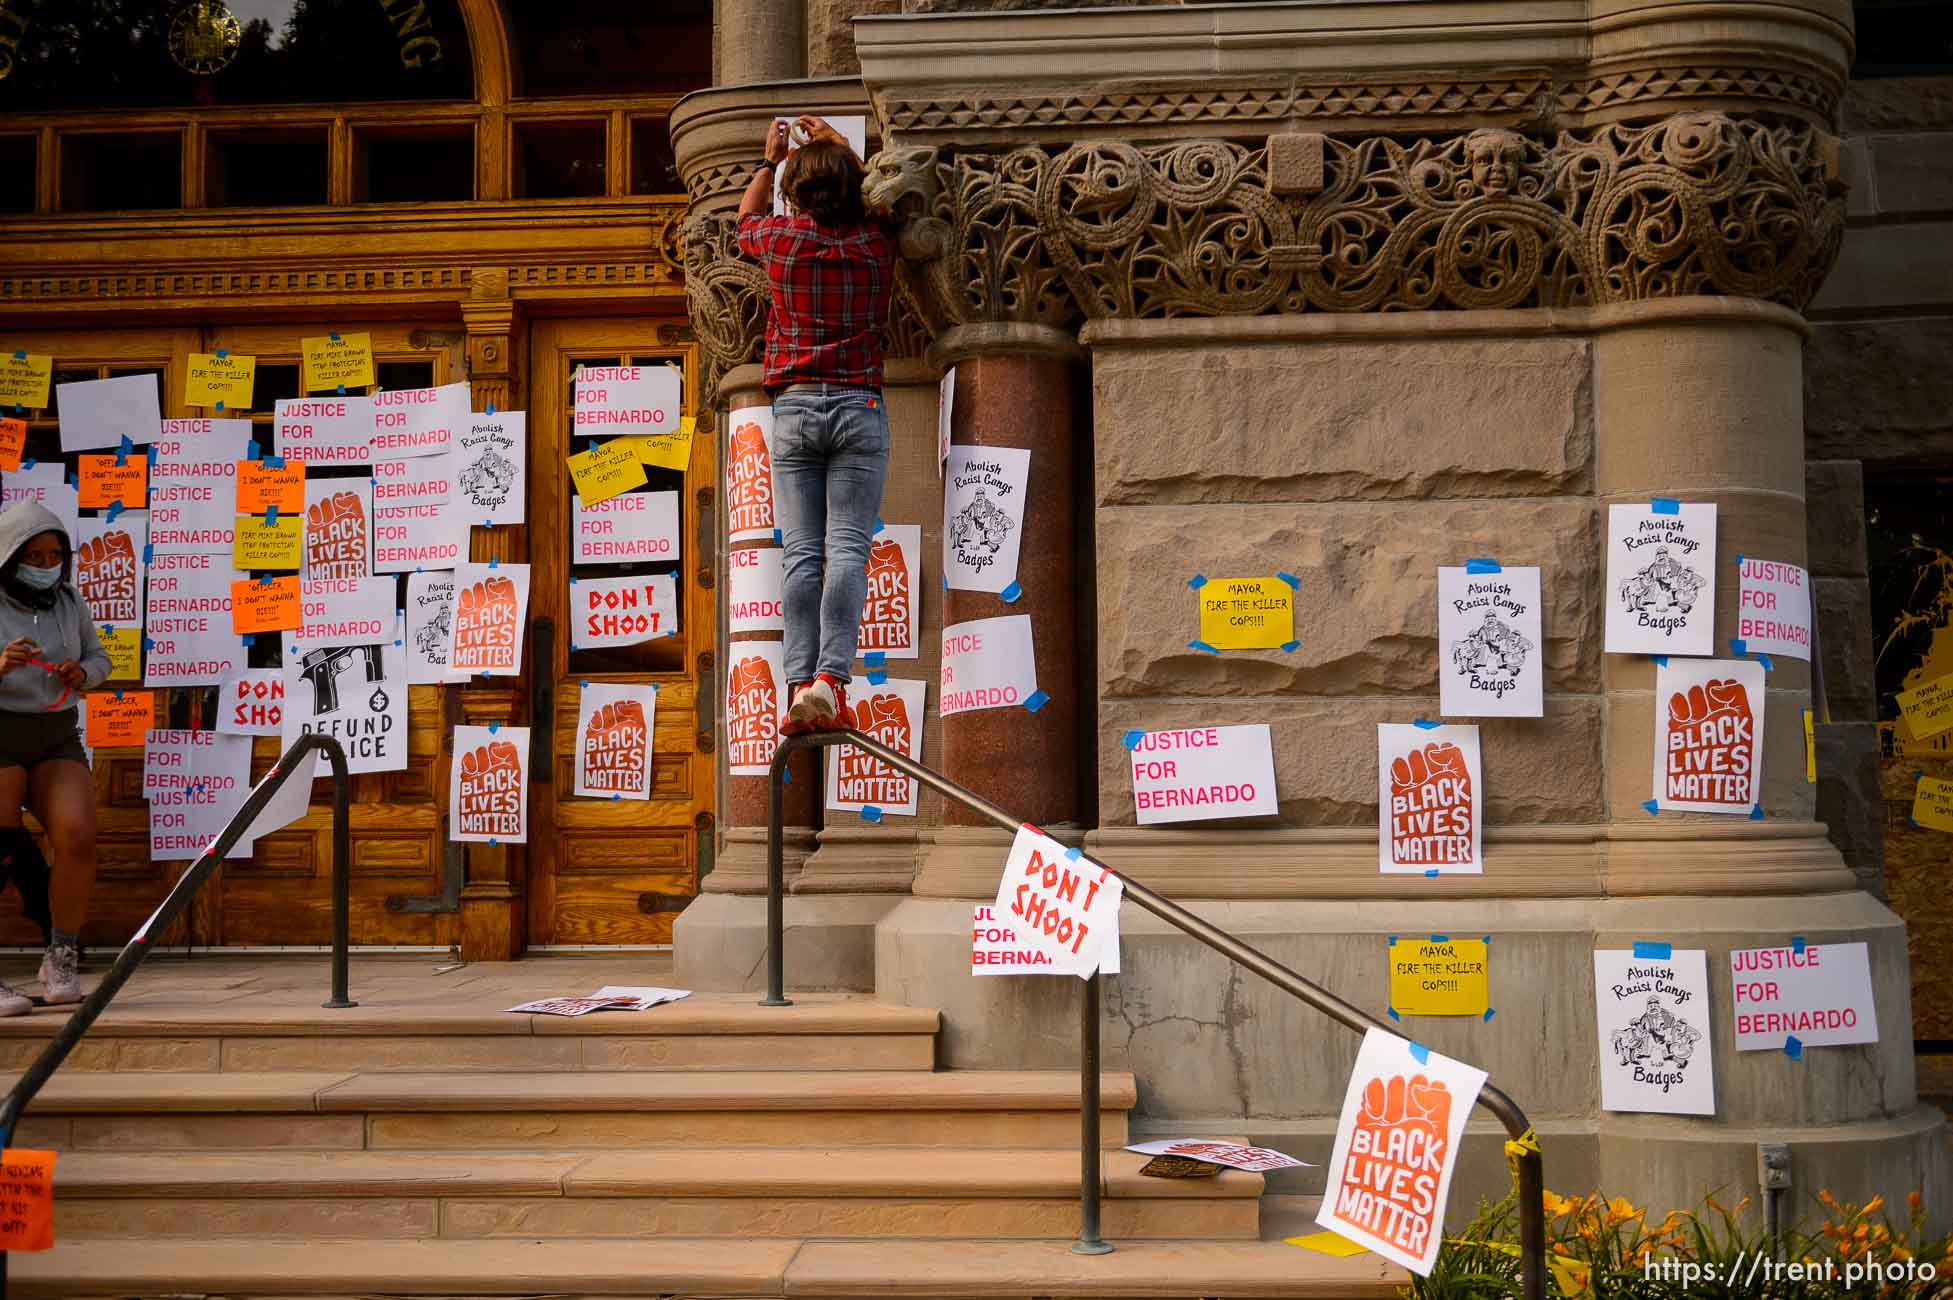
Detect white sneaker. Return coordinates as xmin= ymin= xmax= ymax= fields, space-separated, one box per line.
xmin=38 ymin=942 xmax=80 ymax=1006
xmin=0 ymin=980 xmax=29 ymax=1017
xmin=787 ymin=677 xmax=839 ymax=728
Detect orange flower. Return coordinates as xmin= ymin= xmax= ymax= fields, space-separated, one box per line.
xmin=1864 ymin=1195 xmax=1886 ymax=1216
xmin=1908 ymin=1190 xmax=1922 ymax=1212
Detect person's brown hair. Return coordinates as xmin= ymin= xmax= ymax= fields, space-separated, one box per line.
xmin=781 ymin=140 xmax=866 ymax=226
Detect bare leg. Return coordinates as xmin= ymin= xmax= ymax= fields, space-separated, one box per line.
xmin=29 ymin=760 xmax=95 ymax=935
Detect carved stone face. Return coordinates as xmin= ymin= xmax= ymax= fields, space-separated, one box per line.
xmin=1465 ymin=129 xmax=1525 ymax=195
xmin=862 ymin=147 xmax=941 ymax=218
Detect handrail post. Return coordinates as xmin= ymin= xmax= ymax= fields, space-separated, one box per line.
xmin=322 ymin=737 xmax=356 ymax=1010
xmin=759 ymin=735 xmax=793 ymax=1007
xmin=1073 ymin=969 xmax=1112 ymax=1255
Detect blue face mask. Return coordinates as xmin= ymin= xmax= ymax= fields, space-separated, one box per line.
xmin=15 ymin=564 xmax=62 ymax=591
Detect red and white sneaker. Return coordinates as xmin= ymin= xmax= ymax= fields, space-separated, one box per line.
xmin=780 ymin=681 xmax=815 ymax=736
xmin=789 ymin=673 xmax=855 ymax=732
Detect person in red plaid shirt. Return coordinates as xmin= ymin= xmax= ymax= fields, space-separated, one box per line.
xmin=737 ymin=115 xmax=897 ymax=734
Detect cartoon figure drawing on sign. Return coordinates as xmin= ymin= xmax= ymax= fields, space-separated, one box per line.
xmin=949 ymin=488 xmax=1013 ymax=573
xmin=1450 ymin=611 xmax=1530 ymax=683
xmin=1611 ymin=996 xmax=1702 ymax=1072
xmin=1619 ymin=547 xmax=1704 ymax=617
xmin=459 ymin=448 xmax=517 ymax=508
xmin=414 ymin=602 xmax=452 ymax=662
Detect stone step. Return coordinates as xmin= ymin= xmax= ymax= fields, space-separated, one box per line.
xmin=0 ymin=991 xmax=940 ymax=1073
xmin=47 ymin=1148 xmax=1262 ymax=1241
xmin=9 ymin=1069 xmax=1137 ymax=1152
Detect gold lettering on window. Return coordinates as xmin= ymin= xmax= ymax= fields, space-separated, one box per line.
xmin=377 ymin=0 xmax=444 ymax=68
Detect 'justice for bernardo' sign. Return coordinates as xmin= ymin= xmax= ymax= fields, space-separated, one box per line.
xmin=1128 ymin=724 xmax=1278 ymax=824
xmin=1729 ymin=941 xmax=1878 ymax=1052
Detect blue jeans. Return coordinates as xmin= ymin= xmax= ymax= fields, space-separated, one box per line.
xmin=769 ymin=383 xmax=890 ymax=685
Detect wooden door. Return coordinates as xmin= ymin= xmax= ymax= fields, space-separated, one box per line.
xmin=526 ymin=320 xmax=711 ymax=946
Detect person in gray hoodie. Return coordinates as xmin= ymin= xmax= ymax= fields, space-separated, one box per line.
xmin=0 ymin=501 xmax=112 ymax=1013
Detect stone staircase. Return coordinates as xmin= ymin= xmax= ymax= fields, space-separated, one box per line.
xmin=0 ymin=983 xmax=1404 ymax=1298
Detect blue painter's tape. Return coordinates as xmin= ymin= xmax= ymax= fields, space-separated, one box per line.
xmin=1736 ymin=554 xmax=1745 ymax=568
xmin=612 ymin=794 xmax=621 ymax=801
xmin=329 ymin=330 xmax=341 ymax=342
xmin=1750 ymin=803 xmax=1766 ymax=821
xmin=488 ymin=721 xmax=500 ymax=733
xmin=860 ymin=805 xmax=883 ymax=823
xmin=113 ymin=688 xmax=124 ymax=700
xmin=1281 ymin=640 xmax=1300 ymax=653
xmin=1188 ymin=640 xmax=1220 ymax=654
xmin=1187 ymin=575 xmax=1207 ymax=590
xmin=863 ymin=652 xmax=886 ymax=669
xmin=490 ymin=838 xmax=498 ymax=846
xmin=486 ymin=403 xmax=496 ymax=415
xmin=215 ymin=401 xmax=225 ymax=411
xmin=782 ymin=765 xmax=791 ymax=784
xmin=580 ymin=680 xmax=589 ymax=689
xmin=1412 ymin=718 xmax=1441 ymax=730
xmin=265 ymin=505 xmax=278 ymax=526
xmin=336 ymin=385 xmax=346 ymax=395
xmin=1065 ymin=846 xmax=1082 ymax=860
xmin=1652 ymin=655 xmax=1668 ymax=667
xmin=1430 ymin=934 xmax=1450 ymax=942
xmin=1759 ymin=653 xmax=1775 ymax=670
xmin=264 ymin=455 xmax=284 ymax=470
xmin=1387 ymin=1007 xmax=1400 ymax=1021
xmin=1633 ymin=941 xmax=1672 ymax=959
xmin=1481 ymin=934 xmax=1491 ymax=945
xmin=11 ymin=351 xmax=22 ymax=360
xmin=873 ymin=517 xmax=885 ymax=535
xmin=240 ymin=633 xmax=255 ymax=646
xmin=146 ymin=445 xmax=157 ymax=467
xmin=106 ymin=501 xmax=124 ymax=522
xmin=1465 ymin=557 xmax=1502 ymax=574
xmin=19 ymin=458 xmax=33 ymax=471
xmin=1276 ymin=571 xmax=1300 ymax=589
xmin=1023 ymin=690 xmax=1050 ymax=713
xmin=142 ymin=638 xmax=155 ymax=651
xmin=1121 ymin=729 xmax=1144 ymax=751
xmin=772 ymin=528 xmax=782 ymax=544
xmin=1651 ymin=497 xmax=1681 ymax=515
xmin=1424 ymin=868 xmax=1439 ymax=878
xmin=866 ymin=669 xmax=887 ymax=686
xmin=489 ymin=557 xmax=499 ymax=567
xmin=999 ymin=580 xmax=1022 ymax=604
xmin=245 ymin=440 xmax=260 ymax=461
xmin=1793 ymin=935 xmax=1806 ymax=954
xmin=260 ymin=574 xmax=277 ymax=586
xmin=1388 ymin=935 xmax=1398 ymax=946
xmin=1730 ymin=638 xmax=1748 ymax=656
xmin=1784 ymin=1035 xmax=1803 ymax=1061
xmin=1408 ymin=1042 xmax=1431 ymax=1064
xmin=117 ymin=433 xmax=133 ymax=460
xmin=1483 ymin=1007 xmax=1497 ymax=1022
xmin=215 ymin=349 xmax=228 ymax=360
xmin=942 ymin=575 xmax=949 ymax=592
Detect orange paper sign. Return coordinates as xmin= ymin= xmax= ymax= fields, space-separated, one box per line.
xmin=230 ymin=575 xmax=302 ymax=634
xmin=0 ymin=1149 xmax=56 ymax=1251
xmin=84 ymin=690 xmax=154 ymax=747
xmin=0 ymin=418 xmax=25 ymax=472
xmin=236 ymin=458 xmax=305 ymax=514
xmin=76 ymin=455 xmax=147 ymax=509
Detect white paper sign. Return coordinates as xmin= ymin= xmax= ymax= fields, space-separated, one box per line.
xmin=282 ymin=630 xmax=410 ymax=777
xmin=826 ymin=677 xmax=927 ymax=816
xmin=1735 ymin=557 xmax=1812 ymax=662
xmin=725 ymin=640 xmax=785 ymax=777
xmin=448 ymin=563 xmax=531 ymax=676
xmin=145 ymin=729 xmax=254 ymax=862
xmin=858 ymin=524 xmax=920 ymax=659
xmin=772 ymin=114 xmax=867 ymax=215
xmin=725 ymin=407 xmax=776 ymax=543
xmin=458 ymin=411 xmax=526 ymax=526
xmin=143 ymin=552 xmax=246 ymax=687
xmin=58 ymin=373 xmax=161 ymax=451
xmin=1439 ymin=565 xmax=1543 ymax=718
xmin=972 ymin=901 xmax=1119 ymax=977
xmin=373 ymin=500 xmax=467 ymax=574
xmin=990 ymin=824 xmax=1122 ymax=980
xmin=450 ymin=723 xmax=531 ymax=843
xmin=1130 ymin=724 xmax=1278 ymax=824
xmin=1 ymin=462 xmax=79 ymax=543
xmin=940 ymin=615 xmax=1037 ymax=716
xmin=1317 ymin=1028 xmax=1488 ymax=1275
xmin=148 ymin=420 xmax=251 ymax=555
xmin=369 ymin=382 xmax=467 ymax=460
xmin=1377 ymin=723 xmax=1482 ymax=874
xmin=572 ymin=365 xmax=680 ymax=438
xmin=274 ymin=396 xmax=374 ymax=467
xmin=728 ymin=546 xmax=784 ymax=635
xmin=292 ymin=576 xmax=397 ymax=649
xmin=943 ymin=446 xmax=1029 ymax=594
xmin=574 ymin=683 xmax=657 ymax=801
xmin=1605 ymin=502 xmax=1717 ymax=655
xmin=572 ymin=491 xmax=679 ymax=565
xmin=1126 ymin=1140 xmax=1308 ymax=1173
xmin=1730 ymin=941 xmax=1878 ymax=1051
xmin=238 ymin=749 xmax=316 ymax=843
xmin=1595 ymin=947 xmax=1715 ymax=1116
xmin=1652 ymin=658 xmax=1766 ymax=813
xmin=406 ymin=570 xmax=465 ymax=684
xmin=217 ymin=668 xmax=285 ymax=736
xmin=302 ymin=476 xmax=374 ymax=578
xmin=570 ymin=572 xmax=678 ymax=650
xmin=937 ymin=368 xmax=953 ymax=477
xmin=373 ymin=453 xmax=452 ymax=507
xmin=76 ymin=512 xmax=147 ymax=626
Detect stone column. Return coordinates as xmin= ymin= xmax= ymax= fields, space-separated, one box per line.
xmin=713 ymin=0 xmax=805 ymax=86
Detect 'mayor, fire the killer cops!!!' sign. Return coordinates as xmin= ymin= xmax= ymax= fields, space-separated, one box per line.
xmin=573 ymin=491 xmax=680 ymax=565
xmin=972 ymin=903 xmax=1119 ymax=976
xmin=1653 ymin=658 xmax=1766 ymax=813
xmin=826 ymin=677 xmax=927 ymax=816
xmin=575 ymin=683 xmax=657 ymax=801
xmin=573 ymin=573 xmax=677 ymax=650
xmin=1377 ymin=724 xmax=1482 ymax=874
xmin=1604 ymin=501 xmax=1717 ymax=656
xmin=1388 ymin=937 xmax=1490 ymax=1017
xmin=1317 ymin=1028 xmax=1487 ymax=1276
xmin=1129 ymin=724 xmax=1278 ymax=824
xmin=1735 ymin=557 xmax=1812 ymax=661
xmin=572 ymin=365 xmax=680 ymax=437
xmin=1594 ymin=947 xmax=1715 ymax=1115
xmin=940 ymin=615 xmax=1037 ymax=716
xmin=989 ymin=824 xmax=1123 ymax=979
xmin=450 ymin=724 xmax=531 ymax=843
xmin=726 ymin=409 xmax=776 ymax=543
xmin=1437 ymin=565 xmax=1543 ymax=718
xmin=369 ymin=383 xmax=467 ymax=460
xmin=858 ymin=524 xmax=921 ymax=658
xmin=144 ymin=552 xmax=246 ymax=687
xmin=1730 ymin=941 xmax=1879 ymax=1052
xmin=943 ymin=446 xmax=1029 ymax=594
xmin=725 ymin=640 xmax=785 ymax=777
xmin=728 ymin=546 xmax=784 ymax=635
xmin=1195 ymin=576 xmax=1296 ymax=652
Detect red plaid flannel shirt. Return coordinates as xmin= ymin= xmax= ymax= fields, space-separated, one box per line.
xmin=737 ymin=213 xmax=898 ymax=389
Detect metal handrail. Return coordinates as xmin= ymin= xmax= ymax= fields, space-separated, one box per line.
xmin=0 ymin=734 xmax=356 ymax=1293
xmin=767 ymin=727 xmax=1546 ymax=1298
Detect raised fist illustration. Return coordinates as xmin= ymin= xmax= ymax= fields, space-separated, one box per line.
xmin=728 ymin=655 xmax=779 ymax=734
xmin=591 ymin=699 xmax=649 ymax=749
xmin=77 ymin=530 xmax=135 ymax=605
xmin=1667 ymin=678 xmax=1752 ymax=731
xmin=461 ymin=739 xmax=524 ymax=793
xmin=1358 ymin=1072 xmax=1452 ymax=1135
xmin=856 ymin=691 xmax=911 ymax=751
xmin=305 ymin=491 xmax=368 ymax=575
xmin=1390 ymin=741 xmax=1472 ymax=802
xmin=458 ymin=576 xmax=521 ymax=625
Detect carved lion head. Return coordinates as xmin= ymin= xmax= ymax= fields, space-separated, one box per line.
xmin=862 ymin=147 xmax=942 ymax=220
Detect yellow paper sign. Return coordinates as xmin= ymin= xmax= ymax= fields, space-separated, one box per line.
xmin=568 ymin=438 xmax=648 ymax=505
xmin=1803 ymin=707 xmax=1816 ymax=784
xmin=1388 ymin=937 xmax=1490 ymax=1016
xmin=98 ymin=626 xmax=141 ymax=682
xmin=1286 ymin=1231 xmax=1368 ymax=1258
xmin=301 ymin=332 xmax=375 ymax=393
xmin=1898 ymin=674 xmax=1953 ymax=743
xmin=623 ymin=415 xmax=698 ymax=471
xmin=233 ymin=514 xmax=304 ymax=570
xmin=184 ymin=352 xmax=257 ymax=411
xmin=1915 ymin=777 xmax=1953 ymax=834
xmin=0 ymin=1149 xmax=56 ymax=1252
xmin=1196 ymin=576 xmax=1297 ymax=651
xmin=76 ymin=454 xmax=147 ymax=509
xmin=84 ymin=690 xmax=154 ymax=747
xmin=0 ymin=353 xmax=52 ymax=409
xmin=0 ymin=417 xmax=25 ymax=471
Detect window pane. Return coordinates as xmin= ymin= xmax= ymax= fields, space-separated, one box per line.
xmin=375 ymin=361 xmax=436 ymax=392
xmin=630 ymin=117 xmax=679 ymax=196
xmin=0 ymin=137 xmax=35 ymax=214
xmin=255 ymin=363 xmax=303 ymax=409
xmin=358 ymin=129 xmax=474 ymax=204
xmin=510 ymin=0 xmax=710 ymax=97
xmin=61 ymin=134 xmax=182 ymax=212
xmin=209 ymin=130 xmax=328 ymax=207
xmin=514 ymin=122 xmax=606 ymax=199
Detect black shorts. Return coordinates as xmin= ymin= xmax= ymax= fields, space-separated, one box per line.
xmin=0 ymin=710 xmax=88 ymax=770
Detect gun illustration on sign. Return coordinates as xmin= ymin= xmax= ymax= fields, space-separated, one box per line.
xmin=298 ymin=645 xmax=386 ymax=715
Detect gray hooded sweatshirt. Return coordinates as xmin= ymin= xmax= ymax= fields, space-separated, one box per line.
xmin=0 ymin=501 xmax=111 ymax=714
